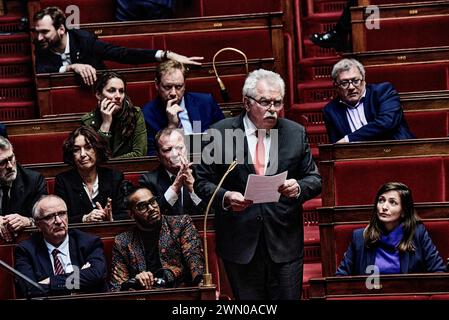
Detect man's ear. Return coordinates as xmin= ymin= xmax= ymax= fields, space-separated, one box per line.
xmin=243 ymin=97 xmax=251 ymax=111
xmin=58 ymin=24 xmax=66 ymax=36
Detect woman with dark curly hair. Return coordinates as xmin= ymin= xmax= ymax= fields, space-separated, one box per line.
xmin=82 ymin=71 xmax=147 ymax=158
xmin=336 ymin=182 xmax=446 ymax=276
xmin=55 ymin=126 xmax=128 ymax=223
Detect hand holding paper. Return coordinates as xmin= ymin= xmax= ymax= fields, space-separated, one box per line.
xmin=243 ymin=171 xmax=288 ymax=204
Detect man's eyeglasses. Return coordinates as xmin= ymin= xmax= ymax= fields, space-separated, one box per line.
xmin=135 ymin=197 xmax=159 ymax=213
xmin=246 ymin=96 xmax=283 ymax=109
xmin=35 ymin=211 xmax=67 ymax=223
xmin=337 ymin=78 xmax=363 ymax=89
xmin=0 ymin=154 xmax=15 ymax=169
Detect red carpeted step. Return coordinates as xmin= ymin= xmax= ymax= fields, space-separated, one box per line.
xmin=297 ymin=79 xmax=335 ymax=103
xmin=0 ymin=101 xmax=36 ymax=121
xmin=288 ymin=102 xmax=326 ymax=126
xmin=310 ymin=0 xmax=347 ymax=15
xmin=305 ymin=123 xmax=329 ymax=147
xmin=0 ymin=56 xmax=31 ymax=77
xmin=0 ymin=33 xmax=30 ymax=57
xmin=299 ymin=56 xmax=338 ymax=81
xmin=302 ymin=262 xmax=323 ymax=299
xmin=302 ymin=38 xmax=340 ymax=58
xmin=0 ymin=15 xmax=24 ymax=33
xmin=0 ymin=77 xmax=34 ymax=103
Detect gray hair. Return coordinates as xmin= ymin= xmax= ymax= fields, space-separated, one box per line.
xmin=0 ymin=136 xmax=12 ymax=151
xmin=331 ymin=58 xmax=365 ymax=82
xmin=32 ymin=194 xmax=66 ymax=219
xmin=242 ymin=69 xmax=285 ymax=99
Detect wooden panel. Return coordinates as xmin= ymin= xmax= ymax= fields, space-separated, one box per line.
xmin=309 ymin=273 xmax=449 ymax=300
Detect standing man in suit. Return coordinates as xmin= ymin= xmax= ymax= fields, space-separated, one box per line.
xmin=323 ymin=58 xmax=415 ymax=143
xmin=0 ymin=136 xmax=47 ymax=242
xmin=195 ymin=69 xmax=322 ymax=300
xmin=139 ymin=128 xmax=204 ymax=215
xmin=14 ymin=195 xmax=108 ymax=298
xmin=141 ymin=60 xmax=225 ymax=155
xmin=33 ymin=6 xmax=203 ymax=85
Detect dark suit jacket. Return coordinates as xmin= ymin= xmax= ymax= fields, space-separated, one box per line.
xmin=14 ymin=229 xmax=108 ymax=298
xmin=194 ymin=113 xmax=322 ymax=264
xmin=141 ymin=92 xmax=225 ymax=155
xmin=1 ymin=164 xmax=47 ymax=217
xmin=0 ymin=123 xmax=7 ymax=138
xmin=116 ymin=0 xmax=176 ymax=21
xmin=323 ymin=82 xmax=415 ymax=143
xmin=336 ymin=224 xmax=446 ymax=276
xmin=54 ymin=167 xmax=128 ymax=223
xmin=35 ymin=29 xmax=158 ymax=73
xmin=139 ymin=166 xmax=205 ymax=215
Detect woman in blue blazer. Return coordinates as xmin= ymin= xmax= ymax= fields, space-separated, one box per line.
xmin=336 ymin=182 xmax=446 ymax=276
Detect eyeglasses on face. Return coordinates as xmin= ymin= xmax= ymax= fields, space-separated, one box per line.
xmin=36 ymin=211 xmax=67 ymax=223
xmin=135 ymin=197 xmax=159 ymax=213
xmin=246 ymin=96 xmax=283 ymax=109
xmin=0 ymin=153 xmax=15 ymax=169
xmin=337 ymin=78 xmax=363 ymax=89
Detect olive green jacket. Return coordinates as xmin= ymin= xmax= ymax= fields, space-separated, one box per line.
xmin=81 ymin=107 xmax=148 ymax=158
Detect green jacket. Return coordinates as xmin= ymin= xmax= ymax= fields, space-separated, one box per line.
xmin=81 ymin=106 xmax=148 ymax=158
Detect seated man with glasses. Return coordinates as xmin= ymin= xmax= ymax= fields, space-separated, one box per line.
xmin=139 ymin=128 xmax=205 ymax=216
xmin=141 ymin=60 xmax=224 ymax=155
xmin=323 ymin=58 xmax=415 ymax=143
xmin=0 ymin=136 xmax=47 ymax=242
xmin=14 ymin=195 xmax=109 ymax=298
xmin=109 ymin=184 xmax=204 ymax=291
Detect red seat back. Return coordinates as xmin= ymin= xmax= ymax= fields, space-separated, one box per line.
xmin=404 ymin=111 xmax=449 ymax=139
xmin=0 ymin=244 xmax=16 ymax=299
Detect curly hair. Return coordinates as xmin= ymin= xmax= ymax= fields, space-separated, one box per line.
xmin=62 ymin=126 xmax=110 ymax=166
xmin=363 ymin=182 xmax=420 ymax=252
xmin=95 ymin=71 xmax=137 ymax=140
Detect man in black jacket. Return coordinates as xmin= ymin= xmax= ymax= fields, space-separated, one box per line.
xmin=0 ymin=136 xmax=47 ymax=242
xmin=33 ymin=6 xmax=203 ymax=85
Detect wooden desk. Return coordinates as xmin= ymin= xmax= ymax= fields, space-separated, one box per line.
xmin=309 ymin=273 xmax=449 ymax=300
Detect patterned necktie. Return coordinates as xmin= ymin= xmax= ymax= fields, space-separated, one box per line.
xmin=254 ymin=130 xmax=265 ymax=175
xmin=1 ymin=185 xmax=10 ymax=215
xmin=52 ymin=249 xmax=65 ymax=275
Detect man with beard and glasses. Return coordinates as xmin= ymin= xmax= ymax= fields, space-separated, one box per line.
xmin=14 ymin=195 xmax=108 ymax=298
xmin=0 ymin=136 xmax=47 ymax=242
xmin=323 ymin=58 xmax=415 ymax=144
xmin=139 ymin=128 xmax=205 ymax=215
xmin=33 ymin=7 xmax=203 ymax=86
xmin=109 ymin=185 xmax=204 ymax=291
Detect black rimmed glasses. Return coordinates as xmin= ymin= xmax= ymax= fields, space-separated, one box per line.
xmin=337 ymin=78 xmax=363 ymax=89
xmin=246 ymin=96 xmax=283 ymax=109
xmin=35 ymin=211 xmax=67 ymax=223
xmin=135 ymin=197 xmax=159 ymax=213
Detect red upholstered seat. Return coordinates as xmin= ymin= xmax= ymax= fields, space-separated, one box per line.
xmin=334 ymin=223 xmax=366 ymax=269
xmin=423 ymin=220 xmax=449 ymax=262
xmin=186 ymin=75 xmax=246 ymax=104
xmin=123 ymin=173 xmax=142 ymax=187
xmin=40 ymin=0 xmax=116 ymax=24
xmin=366 ymin=63 xmax=449 ymax=93
xmin=365 ymin=15 xmax=449 ymax=51
xmin=328 ymin=295 xmax=430 ymax=300
xmin=47 ymin=178 xmax=55 ymax=194
xmin=405 ymin=111 xmax=449 ymax=139
xmin=0 ymin=244 xmax=16 ymax=300
xmin=430 ymin=294 xmax=449 ymax=300
xmin=202 ymin=0 xmax=280 ymax=16
xmin=333 ymin=157 xmax=445 ymax=206
xmin=9 ymin=132 xmax=69 ymax=164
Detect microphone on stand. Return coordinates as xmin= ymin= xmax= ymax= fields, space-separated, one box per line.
xmin=212 ymin=48 xmax=249 ymax=103
xmin=0 ymin=259 xmax=47 ymax=299
xmin=202 ymin=160 xmax=238 ymax=287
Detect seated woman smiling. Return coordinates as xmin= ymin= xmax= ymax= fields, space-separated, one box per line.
xmin=336 ymin=182 xmax=446 ymax=276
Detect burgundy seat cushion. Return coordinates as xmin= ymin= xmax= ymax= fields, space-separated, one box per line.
xmin=334 ymin=223 xmax=366 ymax=269
xmin=404 ymin=111 xmax=449 ymax=139
xmin=333 ymin=157 xmax=445 ymax=206
xmin=41 ymin=0 xmax=116 ymax=23
xmin=0 ymin=244 xmax=16 ymax=299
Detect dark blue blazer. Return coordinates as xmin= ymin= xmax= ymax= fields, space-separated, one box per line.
xmin=116 ymin=0 xmax=176 ymax=21
xmin=0 ymin=123 xmax=7 ymax=138
xmin=141 ymin=92 xmax=225 ymax=155
xmin=14 ymin=229 xmax=108 ymax=297
xmin=336 ymin=224 xmax=446 ymax=276
xmin=323 ymin=82 xmax=415 ymax=143
xmin=35 ymin=29 xmax=158 ymax=73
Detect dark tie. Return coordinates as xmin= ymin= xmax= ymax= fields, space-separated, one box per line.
xmin=52 ymin=249 xmax=65 ymax=275
xmin=254 ymin=130 xmax=265 ymax=175
xmin=1 ymin=185 xmax=10 ymax=215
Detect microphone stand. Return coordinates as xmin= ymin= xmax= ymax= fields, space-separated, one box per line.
xmin=0 ymin=259 xmax=46 ymax=299
xmin=202 ymin=160 xmax=238 ymax=287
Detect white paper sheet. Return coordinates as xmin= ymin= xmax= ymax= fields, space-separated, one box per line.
xmin=243 ymin=171 xmax=288 ymax=204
